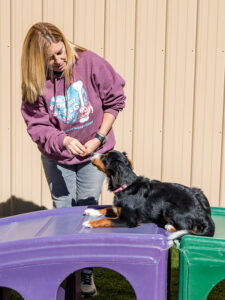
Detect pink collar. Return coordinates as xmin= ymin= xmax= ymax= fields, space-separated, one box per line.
xmin=113 ymin=185 xmax=127 ymax=193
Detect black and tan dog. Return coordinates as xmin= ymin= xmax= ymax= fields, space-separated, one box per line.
xmin=83 ymin=150 xmax=215 ymax=238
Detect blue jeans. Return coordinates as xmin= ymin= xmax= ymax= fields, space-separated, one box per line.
xmin=41 ymin=155 xmax=105 ymax=208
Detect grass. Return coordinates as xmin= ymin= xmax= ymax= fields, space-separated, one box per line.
xmin=93 ymin=268 xmax=136 ymax=300
xmin=7 ymin=245 xmax=225 ymax=299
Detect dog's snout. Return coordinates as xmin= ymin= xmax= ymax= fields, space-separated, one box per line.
xmin=91 ymin=152 xmax=110 ymax=176
xmin=91 ymin=152 xmax=103 ymax=161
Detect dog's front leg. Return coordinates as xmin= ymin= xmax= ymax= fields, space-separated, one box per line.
xmin=84 ymin=208 xmax=106 ymax=217
xmin=84 ymin=206 xmax=121 ymax=217
xmin=83 ymin=217 xmax=117 ymax=228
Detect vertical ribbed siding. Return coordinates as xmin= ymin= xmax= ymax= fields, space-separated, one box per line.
xmin=101 ymin=0 xmax=136 ymax=204
xmin=0 ymin=0 xmax=225 ymax=215
xmin=10 ymin=0 xmax=43 ymax=214
xmin=73 ymin=0 xmax=105 ymax=56
xmin=162 ymin=0 xmax=197 ymax=185
xmin=191 ymin=0 xmax=225 ymax=205
xmin=43 ymin=0 xmax=74 ymax=40
xmin=133 ymin=0 xmax=166 ymax=179
xmin=0 ymin=0 xmax=11 ymax=215
xmin=219 ymin=0 xmax=225 ymax=206
xmin=105 ymin=0 xmax=135 ymax=154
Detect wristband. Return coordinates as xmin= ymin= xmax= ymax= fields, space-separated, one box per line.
xmin=95 ymin=133 xmax=106 ymax=145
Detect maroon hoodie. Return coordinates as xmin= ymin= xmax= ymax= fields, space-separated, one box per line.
xmin=21 ymin=50 xmax=126 ymax=165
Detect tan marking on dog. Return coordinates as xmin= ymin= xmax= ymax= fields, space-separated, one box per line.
xmin=88 ymin=218 xmax=114 ymax=228
xmin=164 ymin=216 xmax=169 ymax=223
xmin=114 ymin=206 xmax=122 ymax=216
xmin=96 ymin=207 xmax=122 ymax=217
xmin=92 ymin=157 xmax=110 ymax=177
xmin=163 ymin=216 xmax=177 ymax=231
xmin=128 ymin=158 xmax=134 ymax=168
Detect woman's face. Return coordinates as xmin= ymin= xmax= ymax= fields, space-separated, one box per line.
xmin=47 ymin=41 xmax=67 ymax=72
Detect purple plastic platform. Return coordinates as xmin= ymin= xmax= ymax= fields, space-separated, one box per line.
xmin=0 ymin=206 xmax=172 ymax=300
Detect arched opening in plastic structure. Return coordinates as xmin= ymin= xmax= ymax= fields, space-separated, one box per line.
xmin=0 ymin=286 xmax=24 ymax=300
xmin=93 ymin=267 xmax=136 ymax=298
xmin=57 ymin=267 xmax=137 ymax=299
xmin=207 ymin=279 xmax=225 ymax=299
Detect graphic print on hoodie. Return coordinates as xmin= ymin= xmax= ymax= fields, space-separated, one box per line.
xmin=50 ymin=80 xmax=93 ymax=126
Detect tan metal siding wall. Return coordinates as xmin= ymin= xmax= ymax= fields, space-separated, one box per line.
xmin=191 ymin=0 xmax=225 ymax=206
xmin=0 ymin=0 xmax=224 ymax=216
xmin=133 ymin=0 xmax=166 ymax=180
xmin=0 ymin=0 xmax=11 ymax=215
xmin=162 ymin=0 xmax=197 ymax=185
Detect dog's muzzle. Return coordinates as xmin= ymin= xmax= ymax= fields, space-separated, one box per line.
xmin=91 ymin=152 xmax=103 ymax=162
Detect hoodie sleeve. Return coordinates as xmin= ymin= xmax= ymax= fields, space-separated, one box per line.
xmin=90 ymin=52 xmax=126 ymax=118
xmin=21 ymin=97 xmax=67 ymax=155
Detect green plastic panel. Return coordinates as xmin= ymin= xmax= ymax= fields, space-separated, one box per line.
xmin=177 ymin=206 xmax=225 ymax=300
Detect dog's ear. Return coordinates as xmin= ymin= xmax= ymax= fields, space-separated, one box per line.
xmin=122 ymin=152 xmax=134 ymax=169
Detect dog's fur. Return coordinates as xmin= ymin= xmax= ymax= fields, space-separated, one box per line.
xmin=83 ymin=150 xmax=215 ymax=237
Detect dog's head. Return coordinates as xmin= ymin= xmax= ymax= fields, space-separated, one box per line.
xmin=91 ymin=150 xmax=134 ymax=190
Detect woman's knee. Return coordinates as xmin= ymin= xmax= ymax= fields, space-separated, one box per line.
xmin=53 ymin=196 xmax=76 ymax=208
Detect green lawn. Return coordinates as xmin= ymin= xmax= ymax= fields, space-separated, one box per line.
xmin=8 ymin=245 xmax=225 ymax=299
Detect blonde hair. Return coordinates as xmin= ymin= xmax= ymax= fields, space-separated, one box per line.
xmin=21 ymin=22 xmax=86 ymax=103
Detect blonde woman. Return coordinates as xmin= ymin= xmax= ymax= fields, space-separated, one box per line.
xmin=21 ymin=22 xmax=126 ymax=297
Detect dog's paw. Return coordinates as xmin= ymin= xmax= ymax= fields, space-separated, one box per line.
xmin=84 ymin=208 xmax=102 ymax=217
xmin=165 ymin=224 xmax=176 ymax=231
xmin=82 ymin=221 xmax=93 ymax=228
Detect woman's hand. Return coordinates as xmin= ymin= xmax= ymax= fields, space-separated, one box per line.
xmin=63 ymin=136 xmax=86 ymax=156
xmin=81 ymin=138 xmax=101 ymax=156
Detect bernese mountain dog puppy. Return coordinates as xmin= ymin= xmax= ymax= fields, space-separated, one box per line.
xmin=83 ymin=150 xmax=215 ymax=238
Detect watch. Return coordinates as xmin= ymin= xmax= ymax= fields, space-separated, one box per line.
xmin=95 ymin=133 xmax=106 ymax=145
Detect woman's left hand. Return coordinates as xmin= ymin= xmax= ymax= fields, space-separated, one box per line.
xmin=81 ymin=138 xmax=101 ymax=156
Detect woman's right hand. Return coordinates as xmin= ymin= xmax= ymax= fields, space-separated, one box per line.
xmin=63 ymin=136 xmax=87 ymax=156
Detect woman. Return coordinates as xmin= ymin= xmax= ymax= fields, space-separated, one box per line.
xmin=21 ymin=22 xmax=126 ymax=297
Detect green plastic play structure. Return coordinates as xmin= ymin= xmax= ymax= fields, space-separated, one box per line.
xmin=177 ymin=207 xmax=225 ymax=299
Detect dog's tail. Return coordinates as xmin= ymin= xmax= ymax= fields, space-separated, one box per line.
xmin=167 ymin=230 xmax=189 ymax=241
xmin=167 ymin=216 xmax=215 ymax=241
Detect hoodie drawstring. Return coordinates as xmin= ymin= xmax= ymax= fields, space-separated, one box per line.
xmin=53 ymin=75 xmax=67 ymax=122
xmin=53 ymin=77 xmax=57 ymax=115
xmin=64 ymin=78 xmax=68 ymax=123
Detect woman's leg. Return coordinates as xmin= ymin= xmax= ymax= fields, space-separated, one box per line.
xmin=76 ymin=160 xmax=105 ymax=206
xmin=41 ymin=155 xmax=77 ymax=208
xmin=42 ymin=156 xmax=102 ymax=295
xmin=76 ymin=160 xmax=105 ymax=296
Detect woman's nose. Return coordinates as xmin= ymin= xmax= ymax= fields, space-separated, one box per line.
xmin=54 ymin=56 xmax=60 ymax=64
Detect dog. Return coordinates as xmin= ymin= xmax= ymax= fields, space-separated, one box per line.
xmin=83 ymin=150 xmax=215 ymax=239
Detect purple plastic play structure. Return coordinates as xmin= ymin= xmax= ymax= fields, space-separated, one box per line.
xmin=0 ymin=206 xmax=172 ymax=300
